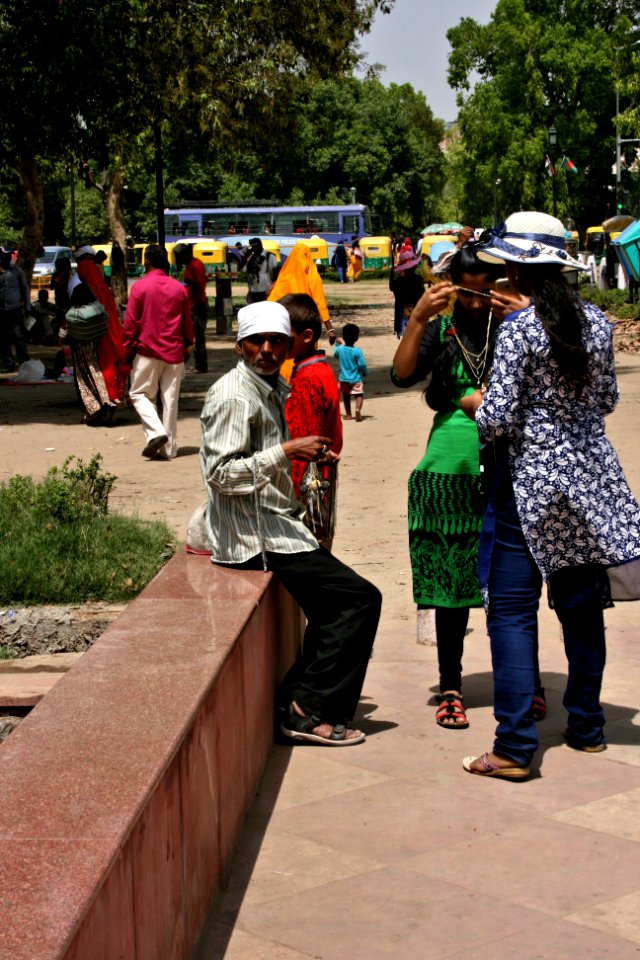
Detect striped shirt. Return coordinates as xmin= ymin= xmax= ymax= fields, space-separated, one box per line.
xmin=200 ymin=359 xmax=319 ymax=564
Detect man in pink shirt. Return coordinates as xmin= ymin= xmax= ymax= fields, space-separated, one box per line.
xmin=124 ymin=244 xmax=194 ymax=459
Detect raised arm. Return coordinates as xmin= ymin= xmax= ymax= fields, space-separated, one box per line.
xmin=392 ymin=282 xmax=454 ymax=381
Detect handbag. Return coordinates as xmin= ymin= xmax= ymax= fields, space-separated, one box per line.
xmin=65 ymin=301 xmax=109 ymax=341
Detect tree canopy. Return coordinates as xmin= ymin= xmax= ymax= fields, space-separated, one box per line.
xmin=446 ymin=0 xmax=637 ymax=228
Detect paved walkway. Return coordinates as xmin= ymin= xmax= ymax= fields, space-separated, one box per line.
xmin=194 ymin=347 xmax=640 ymax=960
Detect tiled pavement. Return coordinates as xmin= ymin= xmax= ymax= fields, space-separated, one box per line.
xmin=195 ymin=351 xmax=640 ymax=959
xmin=195 ymin=598 xmax=640 ymax=960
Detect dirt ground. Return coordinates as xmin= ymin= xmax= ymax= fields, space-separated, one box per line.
xmin=1 ymin=278 xmax=640 ymax=642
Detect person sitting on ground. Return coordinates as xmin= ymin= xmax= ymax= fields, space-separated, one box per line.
xmin=200 ymin=300 xmax=381 ymax=746
xmin=28 ymin=289 xmax=58 ymax=342
xmin=333 ymin=322 xmax=367 ymax=421
xmin=282 ymin=293 xmax=343 ymax=550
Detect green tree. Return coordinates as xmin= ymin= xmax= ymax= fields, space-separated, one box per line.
xmin=447 ymin=0 xmax=624 ymax=229
xmin=283 ymin=77 xmax=445 ymax=232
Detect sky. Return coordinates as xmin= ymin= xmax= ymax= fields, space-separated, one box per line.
xmin=357 ymin=0 xmax=498 ymax=122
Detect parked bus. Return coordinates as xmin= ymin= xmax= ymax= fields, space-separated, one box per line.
xmin=163 ymin=204 xmax=372 ymax=245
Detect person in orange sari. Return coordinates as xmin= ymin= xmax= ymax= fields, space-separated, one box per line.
xmin=267 ymin=242 xmax=336 ymax=381
xmin=350 ymin=239 xmax=364 ymax=282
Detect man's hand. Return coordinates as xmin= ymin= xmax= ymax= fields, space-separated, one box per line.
xmin=282 ymin=435 xmax=334 ymax=462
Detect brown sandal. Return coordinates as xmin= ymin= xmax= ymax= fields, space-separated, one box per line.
xmin=435 ymin=694 xmax=469 ymax=730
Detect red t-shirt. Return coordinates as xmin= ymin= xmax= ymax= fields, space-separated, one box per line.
xmin=285 ymin=352 xmax=343 ymax=497
xmin=183 ymin=257 xmax=208 ymax=306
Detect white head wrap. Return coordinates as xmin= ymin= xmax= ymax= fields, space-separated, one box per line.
xmin=236 ymin=301 xmax=291 ymax=341
xmin=75 ymin=245 xmax=97 ymax=259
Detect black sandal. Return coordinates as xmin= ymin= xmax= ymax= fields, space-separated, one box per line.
xmin=435 ymin=693 xmax=469 ymax=730
xmin=280 ymin=704 xmax=365 ymax=746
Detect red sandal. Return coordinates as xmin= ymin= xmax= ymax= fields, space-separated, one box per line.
xmin=435 ymin=693 xmax=469 ymax=730
xmin=532 ymin=688 xmax=547 ymax=722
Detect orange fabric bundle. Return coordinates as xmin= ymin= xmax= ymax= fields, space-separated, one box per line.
xmin=267 ymin=243 xmax=329 ymax=323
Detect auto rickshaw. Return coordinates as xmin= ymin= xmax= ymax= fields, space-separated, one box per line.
xmin=260 ymin=237 xmax=281 ymax=264
xmin=419 ymin=234 xmax=457 ymax=259
xmin=298 ymin=236 xmax=330 ymax=268
xmin=585 ymin=226 xmax=605 ymax=257
xmin=92 ymin=244 xmax=112 ymax=277
xmin=126 ymin=243 xmax=146 ymax=276
xmin=192 ymin=240 xmax=228 ymax=275
xmin=359 ymin=236 xmax=391 ymax=269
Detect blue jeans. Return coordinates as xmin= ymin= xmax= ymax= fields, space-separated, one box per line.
xmin=487 ymin=489 xmax=606 ymax=766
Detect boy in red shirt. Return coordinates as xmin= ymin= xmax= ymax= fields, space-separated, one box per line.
xmin=282 ymin=294 xmax=342 ymax=548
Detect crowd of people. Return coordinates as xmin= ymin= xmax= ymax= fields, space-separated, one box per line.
xmin=2 ymin=218 xmax=639 ymax=776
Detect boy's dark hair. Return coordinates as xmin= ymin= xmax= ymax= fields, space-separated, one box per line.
xmin=144 ymin=243 xmax=169 ymax=271
xmin=342 ymin=323 xmax=360 ymax=346
xmin=279 ymin=293 xmax=322 ymax=341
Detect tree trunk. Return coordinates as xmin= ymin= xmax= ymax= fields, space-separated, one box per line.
xmin=106 ymin=169 xmax=129 ymax=311
xmin=17 ymin=147 xmax=45 ymax=285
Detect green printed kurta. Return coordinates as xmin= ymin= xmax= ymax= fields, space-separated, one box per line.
xmin=406 ymin=320 xmax=484 ymax=608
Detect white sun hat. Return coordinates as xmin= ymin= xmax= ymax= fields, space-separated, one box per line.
xmin=477 ymin=212 xmax=587 ymax=271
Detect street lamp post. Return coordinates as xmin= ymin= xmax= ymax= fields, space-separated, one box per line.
xmin=493 ymin=178 xmax=502 ymax=223
xmin=548 ymin=125 xmax=558 ymax=218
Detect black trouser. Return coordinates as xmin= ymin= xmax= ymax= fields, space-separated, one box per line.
xmin=419 ymin=604 xmax=543 ymax=696
xmin=229 ymin=547 xmax=381 ymax=724
xmin=192 ymin=302 xmax=208 ymax=372
xmin=0 ymin=308 xmax=30 ymax=368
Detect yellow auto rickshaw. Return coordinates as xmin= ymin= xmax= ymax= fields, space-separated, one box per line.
xmin=419 ymin=234 xmax=457 ymax=259
xmin=192 ymin=240 xmax=228 ymax=275
xmin=260 ymin=237 xmax=282 ymax=264
xmin=585 ymin=226 xmax=605 ymax=256
xmin=299 ymin=236 xmax=330 ymax=268
xmin=92 ymin=243 xmax=112 ymax=277
xmin=359 ymin=236 xmax=392 ymax=270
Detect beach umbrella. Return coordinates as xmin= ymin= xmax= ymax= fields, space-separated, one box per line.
xmin=420 ymin=223 xmax=444 ymax=235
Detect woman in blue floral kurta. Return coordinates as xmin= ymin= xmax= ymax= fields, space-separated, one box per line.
xmin=461 ymin=212 xmax=640 ymax=780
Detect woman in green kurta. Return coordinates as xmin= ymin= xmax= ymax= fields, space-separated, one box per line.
xmin=392 ymin=245 xmax=543 ymax=729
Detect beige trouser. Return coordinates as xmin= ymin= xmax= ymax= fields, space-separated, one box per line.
xmin=129 ymin=355 xmax=184 ymax=458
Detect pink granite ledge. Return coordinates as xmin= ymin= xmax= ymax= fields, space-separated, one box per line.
xmin=0 ymin=548 xmax=302 ymax=960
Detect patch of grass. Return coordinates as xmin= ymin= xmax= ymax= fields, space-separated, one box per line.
xmin=0 ymin=455 xmax=176 ymax=605
xmin=581 ymin=285 xmax=640 ymax=320
xmin=0 ymin=646 xmax=12 ymax=660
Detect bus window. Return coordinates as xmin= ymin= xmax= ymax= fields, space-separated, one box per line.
xmin=292 ymin=218 xmax=310 ymax=233
xmin=180 ymin=219 xmax=200 ymax=237
xmin=274 ymin=215 xmax=294 ymax=234
xmin=164 ymin=215 xmax=180 ymax=236
xmin=202 ymin=219 xmax=217 ymax=236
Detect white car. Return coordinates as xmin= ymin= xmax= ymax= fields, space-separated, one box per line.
xmin=32 ymin=246 xmax=74 ymax=280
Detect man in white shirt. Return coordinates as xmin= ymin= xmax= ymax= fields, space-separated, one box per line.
xmin=200 ymin=301 xmax=381 ymax=746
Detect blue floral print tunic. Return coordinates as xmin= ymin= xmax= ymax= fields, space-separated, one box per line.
xmin=476 ymin=300 xmax=640 ymax=593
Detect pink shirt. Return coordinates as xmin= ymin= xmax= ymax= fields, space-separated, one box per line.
xmin=123 ymin=269 xmax=193 ymax=364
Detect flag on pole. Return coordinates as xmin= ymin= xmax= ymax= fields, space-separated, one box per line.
xmin=560 ymin=155 xmax=578 ymax=174
xmin=545 ymin=154 xmax=555 ymax=177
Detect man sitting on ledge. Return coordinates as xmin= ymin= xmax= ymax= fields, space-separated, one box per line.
xmin=200 ymin=300 xmax=381 ymax=746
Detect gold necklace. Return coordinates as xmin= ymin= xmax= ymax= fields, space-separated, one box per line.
xmin=453 ymin=310 xmax=493 ymax=386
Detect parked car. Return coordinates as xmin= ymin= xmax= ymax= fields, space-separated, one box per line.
xmin=32 ymin=246 xmax=74 ymax=287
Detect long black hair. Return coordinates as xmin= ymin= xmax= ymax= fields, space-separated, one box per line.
xmin=425 ymin=245 xmax=502 ymax=412
xmin=518 ymin=264 xmax=590 ymax=396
